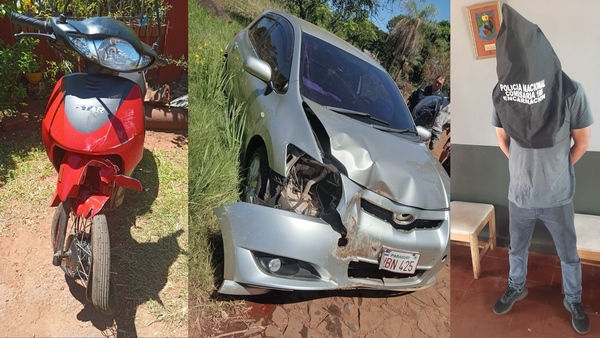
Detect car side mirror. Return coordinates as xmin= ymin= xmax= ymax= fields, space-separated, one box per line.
xmin=243 ymin=56 xmax=274 ymax=95
xmin=416 ymin=126 xmax=432 ymax=142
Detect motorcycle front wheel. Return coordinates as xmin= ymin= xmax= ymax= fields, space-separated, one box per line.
xmin=89 ymin=213 xmax=114 ymax=314
xmin=51 ymin=200 xmax=115 ymax=314
xmin=51 ymin=200 xmax=71 ymax=266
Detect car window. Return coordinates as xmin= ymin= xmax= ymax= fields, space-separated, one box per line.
xmin=251 ymin=17 xmax=294 ymax=93
xmin=249 ymin=16 xmax=276 ymax=47
xmin=300 ymin=33 xmax=415 ymax=132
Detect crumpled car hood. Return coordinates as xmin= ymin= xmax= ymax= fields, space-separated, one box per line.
xmin=304 ymin=99 xmax=449 ymax=210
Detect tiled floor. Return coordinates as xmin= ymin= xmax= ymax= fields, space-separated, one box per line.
xmin=451 ymin=243 xmax=600 ymax=337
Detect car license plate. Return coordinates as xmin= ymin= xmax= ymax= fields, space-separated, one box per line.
xmin=379 ymin=247 xmax=420 ymax=274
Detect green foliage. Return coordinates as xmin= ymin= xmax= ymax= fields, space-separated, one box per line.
xmin=43 ymin=58 xmax=74 ymax=88
xmin=278 ymin=0 xmax=327 ymax=21
xmin=19 ymin=0 xmax=169 ymax=20
xmin=385 ymin=1 xmax=450 ymax=96
xmin=279 ymin=0 xmax=377 ymax=22
xmin=0 ymin=2 xmax=18 ymax=18
xmin=170 ymin=55 xmax=188 ymax=71
xmin=336 ymin=16 xmax=379 ymax=50
xmin=188 ymin=0 xmax=247 ymax=325
xmin=277 ymin=0 xmax=381 ymax=51
xmin=329 ymin=0 xmax=378 ymax=24
xmin=0 ymin=37 xmax=41 ymax=109
xmin=17 ymin=41 xmax=42 ymax=74
xmin=415 ymin=19 xmax=450 ymax=94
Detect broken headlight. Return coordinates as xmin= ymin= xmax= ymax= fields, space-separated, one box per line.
xmin=277 ymin=155 xmax=343 ymax=217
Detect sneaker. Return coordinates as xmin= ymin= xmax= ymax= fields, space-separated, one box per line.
xmin=492 ymin=286 xmax=528 ymax=315
xmin=563 ymin=298 xmax=590 ymax=334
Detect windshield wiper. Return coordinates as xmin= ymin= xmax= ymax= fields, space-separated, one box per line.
xmin=324 ymin=106 xmax=389 ymax=125
xmin=370 ymin=124 xmax=418 ymax=135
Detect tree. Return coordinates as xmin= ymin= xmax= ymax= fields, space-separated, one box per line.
xmin=386 ymin=0 xmax=437 ymax=89
xmin=278 ymin=0 xmax=328 ymax=22
xmin=418 ymin=20 xmax=450 ymax=94
xmin=279 ymin=0 xmax=378 ymax=22
xmin=328 ymin=0 xmax=379 ymax=31
xmin=277 ymin=0 xmax=381 ymax=51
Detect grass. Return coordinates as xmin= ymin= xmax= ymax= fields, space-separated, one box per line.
xmin=109 ymin=147 xmax=188 ymax=329
xmin=187 ymin=0 xmax=278 ymax=334
xmin=0 ymin=133 xmax=52 ymax=234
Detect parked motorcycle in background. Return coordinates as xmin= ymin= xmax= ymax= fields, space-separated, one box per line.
xmin=11 ymin=1 xmax=168 ymax=313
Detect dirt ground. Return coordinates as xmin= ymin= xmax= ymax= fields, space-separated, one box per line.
xmin=198 ymin=262 xmax=450 ymax=338
xmin=0 ymin=99 xmax=188 ymax=337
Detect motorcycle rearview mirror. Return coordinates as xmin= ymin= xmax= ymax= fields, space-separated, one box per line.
xmin=58 ymin=0 xmax=73 ymax=24
xmin=416 ymin=126 xmax=432 ymax=142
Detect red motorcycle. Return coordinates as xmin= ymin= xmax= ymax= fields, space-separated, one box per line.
xmin=11 ymin=4 xmax=167 ymax=313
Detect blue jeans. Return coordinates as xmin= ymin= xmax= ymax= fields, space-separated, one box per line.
xmin=507 ymin=201 xmax=582 ymax=303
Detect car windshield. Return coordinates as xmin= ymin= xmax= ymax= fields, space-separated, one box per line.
xmin=299 ymin=32 xmax=415 ymax=131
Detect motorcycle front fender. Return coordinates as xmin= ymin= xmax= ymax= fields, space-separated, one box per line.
xmin=51 ymin=152 xmax=143 ymax=218
xmin=51 ymin=153 xmax=90 ymax=206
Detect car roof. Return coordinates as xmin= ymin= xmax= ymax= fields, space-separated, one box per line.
xmin=262 ymin=9 xmax=384 ymax=71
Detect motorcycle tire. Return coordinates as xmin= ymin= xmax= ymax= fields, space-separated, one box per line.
xmin=89 ymin=214 xmax=114 ymax=314
xmin=50 ymin=200 xmax=71 ymax=266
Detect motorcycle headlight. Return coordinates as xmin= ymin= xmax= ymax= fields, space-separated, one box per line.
xmin=68 ymin=35 xmax=152 ymax=72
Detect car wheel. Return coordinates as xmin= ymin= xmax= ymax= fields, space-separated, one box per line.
xmin=244 ymin=146 xmax=270 ymax=203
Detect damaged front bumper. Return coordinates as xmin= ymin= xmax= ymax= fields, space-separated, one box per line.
xmin=215 ymin=176 xmax=449 ymax=295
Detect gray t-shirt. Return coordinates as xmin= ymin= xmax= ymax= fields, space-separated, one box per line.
xmin=492 ymin=82 xmax=594 ymax=208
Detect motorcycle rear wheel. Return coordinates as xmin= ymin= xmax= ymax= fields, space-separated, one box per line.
xmin=89 ymin=213 xmax=115 ymax=314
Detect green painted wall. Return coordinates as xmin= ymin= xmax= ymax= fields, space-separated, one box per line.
xmin=451 ymin=144 xmax=600 ymax=254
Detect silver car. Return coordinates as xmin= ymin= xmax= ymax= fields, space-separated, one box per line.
xmin=216 ymin=10 xmax=450 ymax=295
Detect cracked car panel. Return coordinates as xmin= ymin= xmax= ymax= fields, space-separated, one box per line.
xmin=304 ymin=98 xmax=449 ymax=210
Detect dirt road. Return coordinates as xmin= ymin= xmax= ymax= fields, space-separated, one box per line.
xmin=203 ymin=262 xmax=450 ymax=337
xmin=0 ymin=208 xmax=188 ymax=337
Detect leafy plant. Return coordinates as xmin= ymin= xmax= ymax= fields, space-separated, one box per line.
xmin=16 ymin=39 xmax=42 ymax=74
xmin=170 ymin=55 xmax=188 ymax=71
xmin=30 ymin=0 xmax=170 ymax=21
xmin=43 ymin=59 xmax=75 ymax=87
xmin=0 ymin=3 xmax=18 ymax=18
xmin=0 ymin=37 xmax=41 ymax=109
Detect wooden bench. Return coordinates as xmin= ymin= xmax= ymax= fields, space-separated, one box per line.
xmin=450 ymin=201 xmax=496 ymax=279
xmin=574 ymin=213 xmax=600 ymax=265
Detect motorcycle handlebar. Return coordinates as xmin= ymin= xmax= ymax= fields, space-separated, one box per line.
xmin=11 ymin=12 xmax=50 ymax=34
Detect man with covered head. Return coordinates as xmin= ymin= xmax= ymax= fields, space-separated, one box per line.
xmin=491 ymin=4 xmax=593 ymax=335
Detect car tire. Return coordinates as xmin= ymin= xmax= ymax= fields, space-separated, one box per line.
xmin=244 ymin=146 xmax=270 ymax=203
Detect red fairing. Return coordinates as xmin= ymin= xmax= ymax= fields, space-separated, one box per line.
xmin=51 ymin=153 xmax=143 ymax=217
xmin=42 ymin=75 xmax=145 ymax=176
xmin=42 ymin=76 xmax=66 ymax=167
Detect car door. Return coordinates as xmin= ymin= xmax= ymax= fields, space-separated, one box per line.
xmin=239 ymin=15 xmax=297 ymax=171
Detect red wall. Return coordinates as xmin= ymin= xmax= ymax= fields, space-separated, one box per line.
xmin=0 ymin=0 xmax=188 ymax=83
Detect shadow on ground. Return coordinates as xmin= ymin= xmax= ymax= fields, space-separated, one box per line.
xmin=0 ymin=100 xmax=45 ymax=188
xmin=62 ymin=148 xmax=185 ymax=337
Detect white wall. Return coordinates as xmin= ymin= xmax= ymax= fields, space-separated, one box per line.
xmin=451 ymin=0 xmax=600 ymax=150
